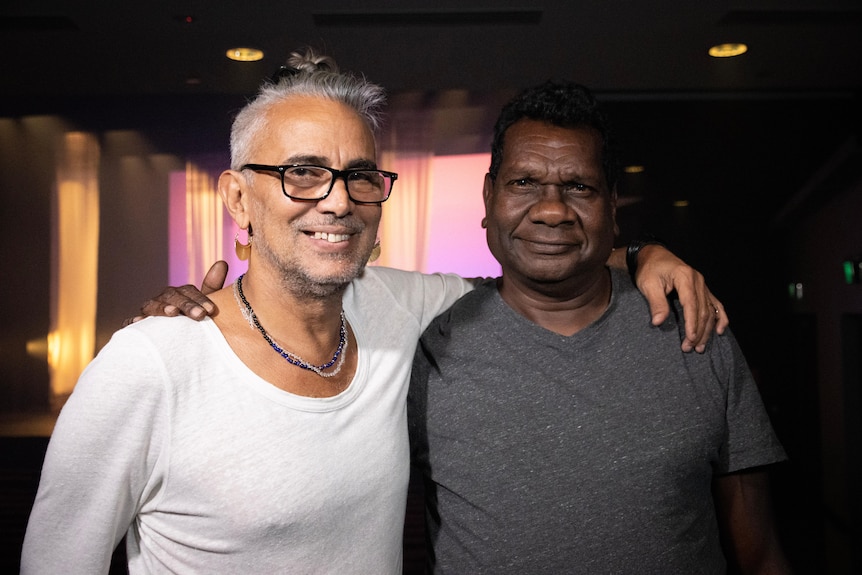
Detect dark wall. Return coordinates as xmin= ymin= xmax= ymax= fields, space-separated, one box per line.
xmin=785 ymin=177 xmax=862 ymax=573
xmin=0 ymin=116 xmax=56 ymax=411
xmin=0 ymin=95 xmax=244 ymax=412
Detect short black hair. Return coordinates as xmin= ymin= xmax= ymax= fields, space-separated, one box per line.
xmin=489 ymin=81 xmax=620 ymax=190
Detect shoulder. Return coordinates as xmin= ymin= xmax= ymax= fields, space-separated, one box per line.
xmin=422 ymin=279 xmax=499 ymax=339
xmin=350 ymin=266 xmax=476 ymax=323
xmin=79 ymin=316 xmax=212 ymax=394
xmin=606 ymin=268 xmax=659 ymax=326
xmin=356 ymin=266 xmax=473 ymax=293
xmin=608 ymin=266 xmax=686 ymax=333
xmin=53 ymin=319 xmax=207 ymax=443
xmin=110 ymin=316 xmax=213 ymax=360
xmin=610 ymin=267 xmax=656 ymax=312
xmin=437 ymin=278 xmax=497 ymax=315
xmin=122 ymin=314 xmax=213 ymax=341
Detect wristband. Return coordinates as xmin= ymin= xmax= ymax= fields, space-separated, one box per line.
xmin=626 ymin=235 xmax=666 ymax=282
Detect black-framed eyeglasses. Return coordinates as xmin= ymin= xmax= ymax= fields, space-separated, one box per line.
xmin=241 ymin=164 xmax=398 ymax=204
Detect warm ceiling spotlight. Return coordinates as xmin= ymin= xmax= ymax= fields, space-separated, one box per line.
xmin=708 ymin=43 xmax=748 ymax=58
xmin=673 ymin=200 xmax=690 ymax=208
xmin=623 ymin=165 xmax=645 ymax=174
xmin=226 ymin=47 xmax=264 ymax=62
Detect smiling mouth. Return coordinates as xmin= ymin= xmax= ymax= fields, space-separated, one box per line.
xmin=518 ymin=238 xmax=580 ymax=254
xmin=521 ymin=238 xmax=577 ymax=247
xmin=311 ymin=231 xmax=351 ymax=243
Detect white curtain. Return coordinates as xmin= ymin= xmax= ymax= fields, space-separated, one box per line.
xmin=375 ymin=106 xmax=435 ymax=272
xmin=375 ymin=150 xmax=433 ymax=271
xmin=183 ymin=161 xmax=224 ymax=285
xmin=49 ymin=132 xmax=100 ymax=400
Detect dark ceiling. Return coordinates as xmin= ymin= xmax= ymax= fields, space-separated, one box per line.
xmin=3 ymin=1 xmax=862 ymax=287
xmin=3 ymin=1 xmax=860 ymax=204
xmin=2 ymin=1 xmax=861 ymax=96
xmin=3 ymin=1 xmax=859 ymax=190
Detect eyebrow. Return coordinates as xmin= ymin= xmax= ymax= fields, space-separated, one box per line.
xmin=508 ymin=163 xmax=605 ymax=186
xmin=283 ymin=155 xmax=377 ymax=170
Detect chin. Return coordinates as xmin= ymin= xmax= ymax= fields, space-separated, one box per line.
xmin=513 ymin=260 xmax=594 ymax=285
xmin=290 ymin=258 xmax=368 ymax=298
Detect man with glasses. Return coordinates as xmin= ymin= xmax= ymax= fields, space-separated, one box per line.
xmin=23 ymin=50 xmax=726 ymax=574
xmin=24 ymin=48 xmax=456 ymax=574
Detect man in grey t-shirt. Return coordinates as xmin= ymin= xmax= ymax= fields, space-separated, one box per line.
xmin=409 ymin=81 xmax=790 ymax=574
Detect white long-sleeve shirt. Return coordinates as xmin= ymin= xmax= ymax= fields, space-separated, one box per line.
xmin=22 ymin=267 xmax=473 ymax=575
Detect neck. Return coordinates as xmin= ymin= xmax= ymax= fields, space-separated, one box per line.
xmin=238 ymin=269 xmax=346 ymax=339
xmin=207 ymin=267 xmax=358 ymax=395
xmin=497 ymin=268 xmax=612 ymax=336
xmin=236 ymin=274 xmax=348 ymax=377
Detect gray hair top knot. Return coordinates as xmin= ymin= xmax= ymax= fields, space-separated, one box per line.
xmin=229 ymin=47 xmax=388 ymax=169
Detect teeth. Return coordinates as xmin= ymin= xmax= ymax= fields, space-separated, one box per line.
xmin=313 ymin=232 xmax=350 ymax=243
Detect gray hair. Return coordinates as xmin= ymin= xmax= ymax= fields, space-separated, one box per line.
xmin=230 ymin=48 xmax=387 ymax=169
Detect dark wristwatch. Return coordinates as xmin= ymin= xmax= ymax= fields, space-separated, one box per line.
xmin=626 ymin=235 xmax=666 ymax=282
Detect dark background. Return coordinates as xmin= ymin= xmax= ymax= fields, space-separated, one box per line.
xmin=1 ymin=1 xmax=861 ymax=572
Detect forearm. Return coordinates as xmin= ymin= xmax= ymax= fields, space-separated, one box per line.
xmin=714 ymin=470 xmax=792 ymax=574
xmin=606 ymin=245 xmax=626 ymax=269
xmin=605 ymin=243 xmax=665 ymax=275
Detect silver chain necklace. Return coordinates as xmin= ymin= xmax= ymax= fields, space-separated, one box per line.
xmin=233 ymin=274 xmax=347 ymax=378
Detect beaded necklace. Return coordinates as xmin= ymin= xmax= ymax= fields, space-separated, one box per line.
xmin=233 ymin=274 xmax=347 ymax=378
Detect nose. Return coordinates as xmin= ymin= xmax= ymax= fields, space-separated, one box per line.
xmin=529 ymin=185 xmax=576 ymax=226
xmin=316 ymin=176 xmax=353 ymax=217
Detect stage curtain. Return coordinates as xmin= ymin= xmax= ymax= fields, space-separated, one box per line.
xmin=183 ymin=161 xmax=224 ymax=285
xmin=49 ymin=132 xmax=100 ymax=400
xmin=375 ymin=150 xmax=433 ymax=271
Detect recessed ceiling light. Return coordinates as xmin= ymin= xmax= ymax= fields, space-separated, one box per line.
xmin=623 ymin=165 xmax=645 ymax=174
xmin=226 ymin=47 xmax=264 ymax=62
xmin=708 ymin=43 xmax=748 ymax=58
xmin=673 ymin=200 xmax=690 ymax=207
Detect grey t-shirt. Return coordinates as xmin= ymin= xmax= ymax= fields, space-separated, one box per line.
xmin=409 ymin=267 xmax=786 ymax=574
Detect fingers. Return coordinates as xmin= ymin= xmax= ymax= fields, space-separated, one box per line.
xmin=201 ymin=260 xmax=229 ymax=295
xmin=638 ymin=268 xmax=708 ymax=351
xmin=676 ymin=270 xmax=711 ymax=352
xmin=137 ymin=284 xmax=215 ymax=322
xmin=679 ymin=282 xmax=729 ymax=353
xmin=633 ymin=243 xmax=730 ymax=353
xmin=712 ymin=297 xmax=729 ymax=335
xmin=641 ymin=279 xmax=672 ymax=327
xmin=121 ymin=262 xmax=228 ymax=327
xmin=647 ymin=263 xmax=728 ymax=353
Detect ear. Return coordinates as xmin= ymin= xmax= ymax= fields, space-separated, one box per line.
xmin=219 ymin=170 xmax=251 ymax=229
xmin=610 ymin=185 xmax=620 ymax=237
xmin=482 ymin=173 xmax=495 ymax=218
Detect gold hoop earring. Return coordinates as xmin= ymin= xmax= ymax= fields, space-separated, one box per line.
xmin=235 ymin=231 xmax=252 ymax=261
xmin=368 ymin=239 xmax=381 ymax=263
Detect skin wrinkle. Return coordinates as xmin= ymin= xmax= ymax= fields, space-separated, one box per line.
xmin=484 ymin=120 xmax=618 ymax=334
xmin=235 ymin=95 xmax=381 ymax=301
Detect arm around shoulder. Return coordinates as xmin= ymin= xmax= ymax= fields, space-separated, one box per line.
xmin=611 ymin=241 xmax=729 ymax=352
